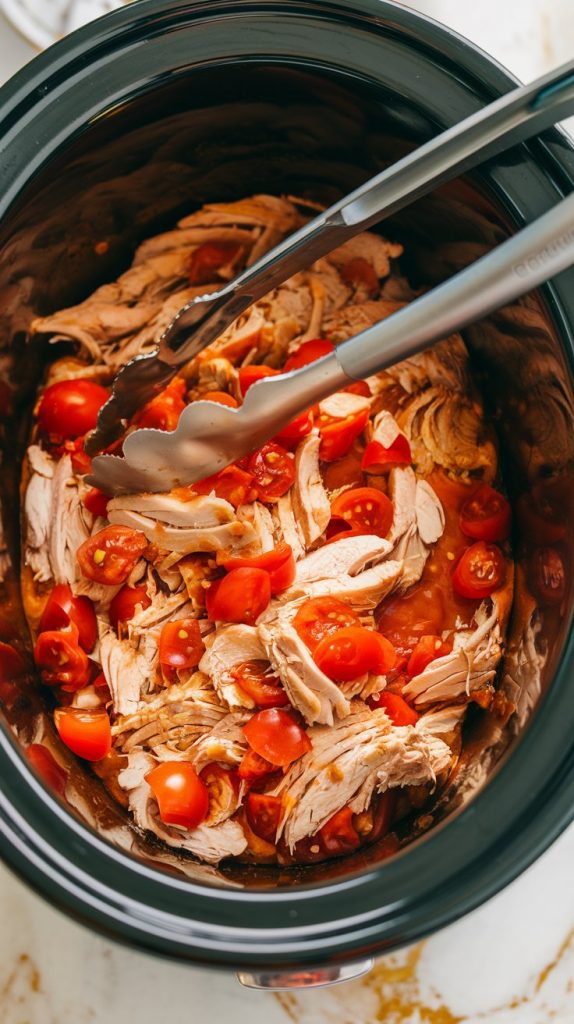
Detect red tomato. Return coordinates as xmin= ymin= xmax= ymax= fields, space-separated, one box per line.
xmin=40 ymin=584 xmax=97 ymax=653
xmin=376 ymin=582 xmax=446 ymax=656
xmin=369 ymin=790 xmax=397 ymax=843
xmin=319 ymin=806 xmax=361 ymax=856
xmin=206 ymin=567 xmax=271 ymax=625
xmin=248 ymin=442 xmax=295 ymax=500
xmin=324 ymin=519 xmax=361 ymax=542
xmin=344 ymin=380 xmax=372 ymax=398
xmin=109 ymin=584 xmax=151 ymax=631
xmin=77 ymin=525 xmax=148 ymax=585
xmin=66 ymin=437 xmax=93 ymax=475
xmin=452 ymin=542 xmax=506 ymax=599
xmin=245 ymin=792 xmax=283 ymax=843
xmin=238 ymin=364 xmax=279 ymax=396
xmin=244 ymin=708 xmax=311 ymax=767
xmin=238 ymin=749 xmax=275 ymax=785
xmin=340 ymin=257 xmax=379 ymax=296
xmin=193 ymin=464 xmax=256 ymax=507
xmin=368 ymin=690 xmax=419 ymax=725
xmin=200 ymin=390 xmax=239 ymax=408
xmin=37 ymin=380 xmax=109 ymax=441
xmin=145 ymin=761 xmax=209 ymax=829
xmin=220 ymin=542 xmax=295 ymax=594
xmin=134 ymin=377 xmax=186 ymax=432
xmin=459 ymin=485 xmax=511 ymax=542
xmin=83 ymin=487 xmax=110 ymax=518
xmin=407 ymin=635 xmax=453 ymax=678
xmin=314 ymin=626 xmax=396 ymax=682
xmin=55 ymin=708 xmax=112 ymax=761
xmin=34 ymin=628 xmax=90 ymax=691
xmin=0 ymin=641 xmax=26 ymax=682
xmin=284 ymin=339 xmax=334 ymax=371
xmin=528 ymin=546 xmax=567 ymax=607
xmin=361 ymin=435 xmax=412 ymax=474
xmin=294 ymin=596 xmax=361 ymax=652
xmin=159 ymin=618 xmax=204 ymax=669
xmin=273 ymin=408 xmax=315 ymax=446
xmin=318 ymin=405 xmax=369 ymax=462
xmin=188 ymin=242 xmax=241 ymax=285
xmin=26 ymin=744 xmax=68 ymax=798
xmin=231 ymin=660 xmax=289 ymax=708
xmin=331 ymin=487 xmax=394 ymax=536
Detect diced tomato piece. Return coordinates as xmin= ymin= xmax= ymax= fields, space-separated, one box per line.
xmin=376 ymin=582 xmax=447 ymax=657
xmin=40 ymin=585 xmax=98 ymax=653
xmin=245 ymin=792 xmax=283 ymax=843
xmin=293 ymin=596 xmax=361 ymax=652
xmin=82 ymin=487 xmax=110 ymax=518
xmin=452 ymin=542 xmax=506 ymax=599
xmin=340 ymin=257 xmax=379 ymax=296
xmin=361 ymin=435 xmax=412 ymax=474
xmin=145 ymin=761 xmax=209 ymax=829
xmin=238 ymin=364 xmax=279 ymax=396
xmin=77 ymin=525 xmax=148 ymax=585
xmin=159 ymin=618 xmax=204 ymax=669
xmin=318 ymin=403 xmax=369 ymax=462
xmin=244 ymin=708 xmax=311 ymax=767
xmin=200 ymin=390 xmax=239 ymax=408
xmin=66 ymin=437 xmax=92 ymax=475
xmin=26 ymin=744 xmax=68 ymax=798
xmin=231 ymin=660 xmax=289 ymax=708
xmin=319 ymin=806 xmax=361 ymax=856
xmin=459 ymin=484 xmax=511 ymax=543
xmin=313 ymin=626 xmax=396 ymax=682
xmin=206 ymin=567 xmax=271 ymax=626
xmin=331 ymin=486 xmax=393 ymax=537
xmin=220 ymin=542 xmax=295 ymax=594
xmin=368 ymin=690 xmax=419 ymax=725
xmin=193 ymin=464 xmax=256 ymax=507
xmin=273 ymin=408 xmax=315 ymax=446
xmin=344 ymin=380 xmax=372 ymax=397
xmin=134 ymin=377 xmax=186 ymax=432
xmin=283 ymin=339 xmax=334 ymax=371
xmin=238 ymin=749 xmax=275 ymax=785
xmin=34 ymin=627 xmax=90 ymax=691
xmin=188 ymin=242 xmax=242 ymax=285
xmin=109 ymin=584 xmax=151 ymax=631
xmin=248 ymin=442 xmax=295 ymax=500
xmin=55 ymin=708 xmax=112 ymax=761
xmin=37 ymin=379 xmax=109 ymax=442
xmin=528 ymin=546 xmax=567 ymax=607
xmin=407 ymin=635 xmax=453 ymax=678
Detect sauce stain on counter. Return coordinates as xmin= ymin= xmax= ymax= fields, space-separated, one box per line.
xmin=0 ymin=953 xmax=46 ymax=1022
xmin=275 ymin=928 xmax=574 ymax=1024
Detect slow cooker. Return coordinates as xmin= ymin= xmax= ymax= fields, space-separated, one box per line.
xmin=1 ymin=0 xmax=574 ymax=989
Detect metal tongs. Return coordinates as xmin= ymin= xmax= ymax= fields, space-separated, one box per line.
xmin=89 ymin=60 xmax=574 ymax=495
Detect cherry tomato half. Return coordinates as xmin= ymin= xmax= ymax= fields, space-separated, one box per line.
xmin=459 ymin=484 xmax=511 ymax=543
xmin=367 ymin=690 xmax=419 ymax=726
xmin=273 ymin=408 xmax=315 ymax=447
xmin=34 ymin=627 xmax=90 ymax=691
xmin=37 ymin=379 xmax=109 ymax=442
xmin=40 ymin=584 xmax=98 ymax=653
xmin=244 ymin=708 xmax=311 ymax=767
xmin=54 ymin=708 xmax=112 ymax=761
xmin=331 ymin=487 xmax=394 ymax=537
xmin=193 ymin=464 xmax=256 ymax=507
xmin=205 ymin=567 xmax=271 ymax=625
xmin=238 ymin=749 xmax=275 ymax=785
xmin=528 ymin=546 xmax=567 ymax=607
xmin=134 ymin=377 xmax=186 ymax=432
xmin=238 ymin=364 xmax=279 ymax=396
xmin=319 ymin=806 xmax=361 ymax=856
xmin=283 ymin=339 xmax=334 ymax=372
xmin=376 ymin=582 xmax=446 ymax=657
xmin=340 ymin=257 xmax=379 ymax=296
xmin=77 ymin=525 xmax=148 ymax=585
xmin=145 ymin=761 xmax=209 ymax=830
xmin=245 ymin=792 xmax=283 ymax=843
xmin=248 ymin=442 xmax=295 ymax=500
xmin=231 ymin=660 xmax=289 ymax=708
xmin=220 ymin=542 xmax=295 ymax=594
xmin=159 ymin=618 xmax=204 ymax=669
xmin=26 ymin=744 xmax=68 ymax=798
xmin=293 ymin=596 xmax=361 ymax=652
xmin=407 ymin=635 xmax=453 ymax=677
xmin=109 ymin=584 xmax=151 ymax=631
xmin=200 ymin=390 xmax=239 ymax=408
xmin=82 ymin=487 xmax=110 ymax=518
xmin=188 ymin=242 xmax=242 ymax=285
xmin=452 ymin=542 xmax=506 ymax=599
xmin=318 ymin=404 xmax=369 ymax=462
xmin=313 ymin=626 xmax=396 ymax=682
xmin=361 ymin=435 xmax=412 ymax=474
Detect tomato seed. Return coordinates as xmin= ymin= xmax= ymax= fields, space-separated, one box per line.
xmin=178 ymin=629 xmax=189 ymax=640
xmin=93 ymin=549 xmax=106 ymax=565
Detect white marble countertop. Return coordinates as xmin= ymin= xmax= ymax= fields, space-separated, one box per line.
xmin=1 ymin=2 xmax=573 ymax=1021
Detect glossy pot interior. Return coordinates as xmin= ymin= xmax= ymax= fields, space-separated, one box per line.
xmin=1 ymin=0 xmax=574 ymax=971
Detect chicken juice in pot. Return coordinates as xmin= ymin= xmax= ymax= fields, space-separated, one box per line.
xmin=18 ymin=193 xmax=516 ymax=867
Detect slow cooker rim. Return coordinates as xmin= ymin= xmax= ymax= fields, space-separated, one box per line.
xmin=1 ymin=0 xmax=574 ymax=967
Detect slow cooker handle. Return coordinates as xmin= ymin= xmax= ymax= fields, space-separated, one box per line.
xmin=236 ymin=957 xmax=374 ymax=990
